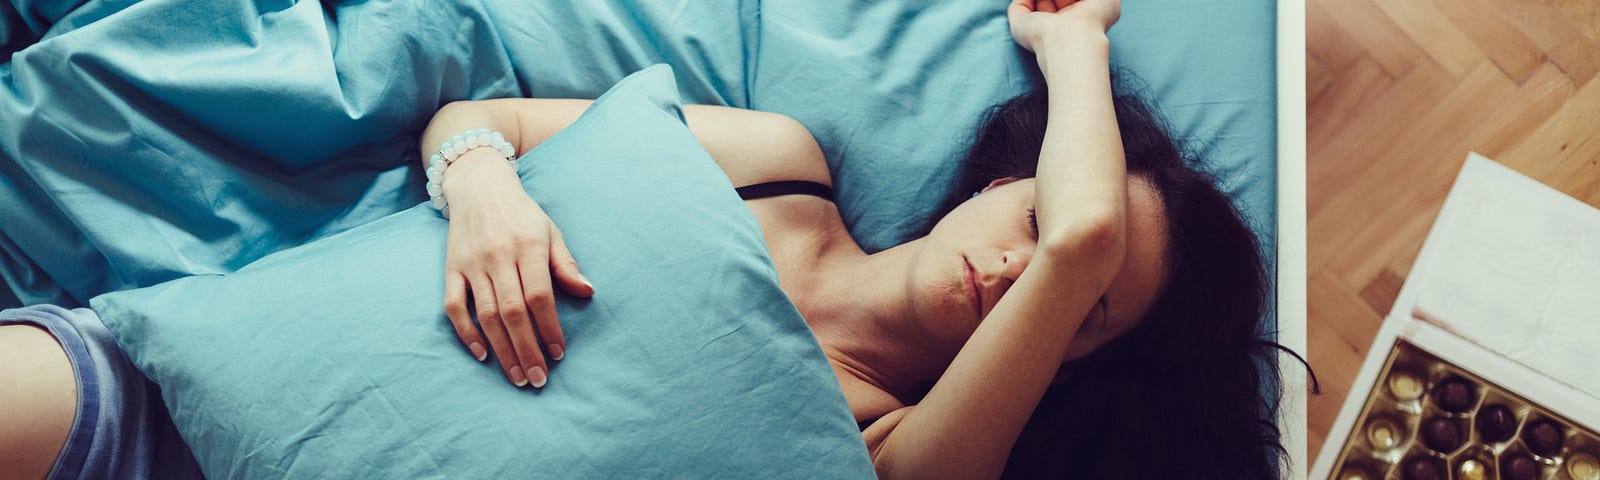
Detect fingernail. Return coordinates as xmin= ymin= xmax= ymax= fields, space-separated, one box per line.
xmin=528 ymin=366 xmax=547 ymax=388
xmin=469 ymin=342 xmax=487 ymax=361
xmin=509 ymin=366 xmax=529 ymax=387
xmin=548 ymin=344 xmax=564 ymax=361
xmin=579 ymin=274 xmax=594 ymax=290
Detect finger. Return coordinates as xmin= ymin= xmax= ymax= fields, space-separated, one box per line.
xmin=548 ymin=226 xmax=595 ymax=298
xmin=1039 ymin=0 xmax=1059 ymax=13
xmin=493 ymin=265 xmax=550 ymax=389
xmin=521 ymin=253 xmax=567 ymax=372
xmin=444 ymin=272 xmax=487 ymax=362
xmin=471 ymin=274 xmax=527 ymax=387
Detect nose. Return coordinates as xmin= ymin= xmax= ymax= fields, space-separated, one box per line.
xmin=999 ymin=250 xmax=1033 ymax=286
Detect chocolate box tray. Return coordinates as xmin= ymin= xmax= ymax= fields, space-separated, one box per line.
xmin=1314 ymin=319 xmax=1600 ymax=480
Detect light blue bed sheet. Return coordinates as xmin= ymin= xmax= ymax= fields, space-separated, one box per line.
xmin=0 ymin=0 xmax=1282 ymax=474
xmin=1 ymin=1 xmax=1275 ymax=317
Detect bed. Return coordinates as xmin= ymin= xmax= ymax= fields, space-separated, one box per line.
xmin=1 ymin=0 xmax=1308 ymax=476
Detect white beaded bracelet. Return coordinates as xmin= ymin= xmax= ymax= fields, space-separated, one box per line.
xmin=425 ymin=128 xmax=518 ymax=219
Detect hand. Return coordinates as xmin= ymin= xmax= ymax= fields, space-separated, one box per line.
xmin=440 ymin=152 xmax=595 ymax=388
xmin=1007 ymin=0 xmax=1121 ymax=53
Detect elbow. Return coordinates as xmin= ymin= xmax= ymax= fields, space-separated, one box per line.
xmin=1037 ymin=211 xmax=1125 ymax=261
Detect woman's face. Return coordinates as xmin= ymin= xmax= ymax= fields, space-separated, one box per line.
xmin=908 ymin=176 xmax=1169 ymax=364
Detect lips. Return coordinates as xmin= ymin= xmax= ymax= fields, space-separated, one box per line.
xmin=963 ymin=257 xmax=983 ymax=318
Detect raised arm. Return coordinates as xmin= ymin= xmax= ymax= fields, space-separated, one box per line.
xmin=418 ymin=98 xmax=826 ymax=389
xmin=862 ymin=1 xmax=1125 ymax=478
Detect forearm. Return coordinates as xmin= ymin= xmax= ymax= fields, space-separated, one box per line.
xmin=1032 ymin=27 xmax=1127 ymax=253
xmin=870 ymin=25 xmax=1128 ymax=480
xmin=419 ymin=99 xmax=591 ymax=198
xmin=422 ymin=98 xmax=604 ymax=164
xmin=419 ymin=99 xmax=821 ymax=196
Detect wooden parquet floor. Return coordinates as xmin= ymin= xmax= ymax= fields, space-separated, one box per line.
xmin=1307 ymin=0 xmax=1600 ymax=465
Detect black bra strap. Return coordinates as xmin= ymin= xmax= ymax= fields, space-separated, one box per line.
xmin=735 ymin=180 xmax=835 ymax=202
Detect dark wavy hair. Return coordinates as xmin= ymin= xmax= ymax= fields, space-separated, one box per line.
xmin=914 ymin=74 xmax=1313 ymax=479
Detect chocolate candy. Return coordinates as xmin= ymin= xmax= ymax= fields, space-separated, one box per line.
xmin=1431 ymin=377 xmax=1475 ymax=413
xmin=1475 ymin=404 xmax=1516 ymax=443
xmin=1388 ymin=371 xmax=1424 ymax=401
xmin=1330 ymin=343 xmax=1600 ymax=480
xmin=1570 ymin=453 xmax=1600 ymax=480
xmin=1338 ymin=470 xmax=1370 ymax=480
xmin=1501 ymin=454 xmax=1539 ymax=480
xmin=1524 ymin=419 xmax=1564 ymax=457
xmin=1401 ymin=456 xmax=1444 ymax=480
xmin=1420 ymin=417 xmax=1462 ymax=453
xmin=1365 ymin=419 xmax=1401 ymax=450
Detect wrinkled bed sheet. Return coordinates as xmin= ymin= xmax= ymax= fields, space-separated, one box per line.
xmin=0 ymin=0 xmax=1276 ymax=320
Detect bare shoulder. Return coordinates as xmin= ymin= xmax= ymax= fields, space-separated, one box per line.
xmin=678 ymin=106 xmax=850 ymax=274
xmin=681 ymin=105 xmax=832 ymax=190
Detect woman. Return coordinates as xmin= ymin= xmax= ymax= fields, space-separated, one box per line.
xmin=421 ymin=0 xmax=1295 ymax=478
xmin=0 ymin=0 xmax=1296 ymax=478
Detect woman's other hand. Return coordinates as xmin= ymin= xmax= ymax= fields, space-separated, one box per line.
xmin=1007 ymin=0 xmax=1121 ymax=53
xmin=440 ymin=150 xmax=595 ymax=388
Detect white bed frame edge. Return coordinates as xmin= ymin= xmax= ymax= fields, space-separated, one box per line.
xmin=1277 ymin=0 xmax=1310 ymax=479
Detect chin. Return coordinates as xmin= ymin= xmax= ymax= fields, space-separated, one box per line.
xmin=912 ymin=280 xmax=975 ymax=335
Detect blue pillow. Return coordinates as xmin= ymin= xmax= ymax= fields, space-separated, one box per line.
xmin=89 ymin=65 xmax=875 ymax=478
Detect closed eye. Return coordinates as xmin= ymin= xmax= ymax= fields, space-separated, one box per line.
xmin=1027 ymin=207 xmax=1039 ymax=239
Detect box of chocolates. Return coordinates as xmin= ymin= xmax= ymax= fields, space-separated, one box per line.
xmin=1316 ymin=319 xmax=1600 ymax=480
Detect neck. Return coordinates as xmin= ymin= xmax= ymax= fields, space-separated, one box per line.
xmin=796 ymin=239 xmax=947 ymax=402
